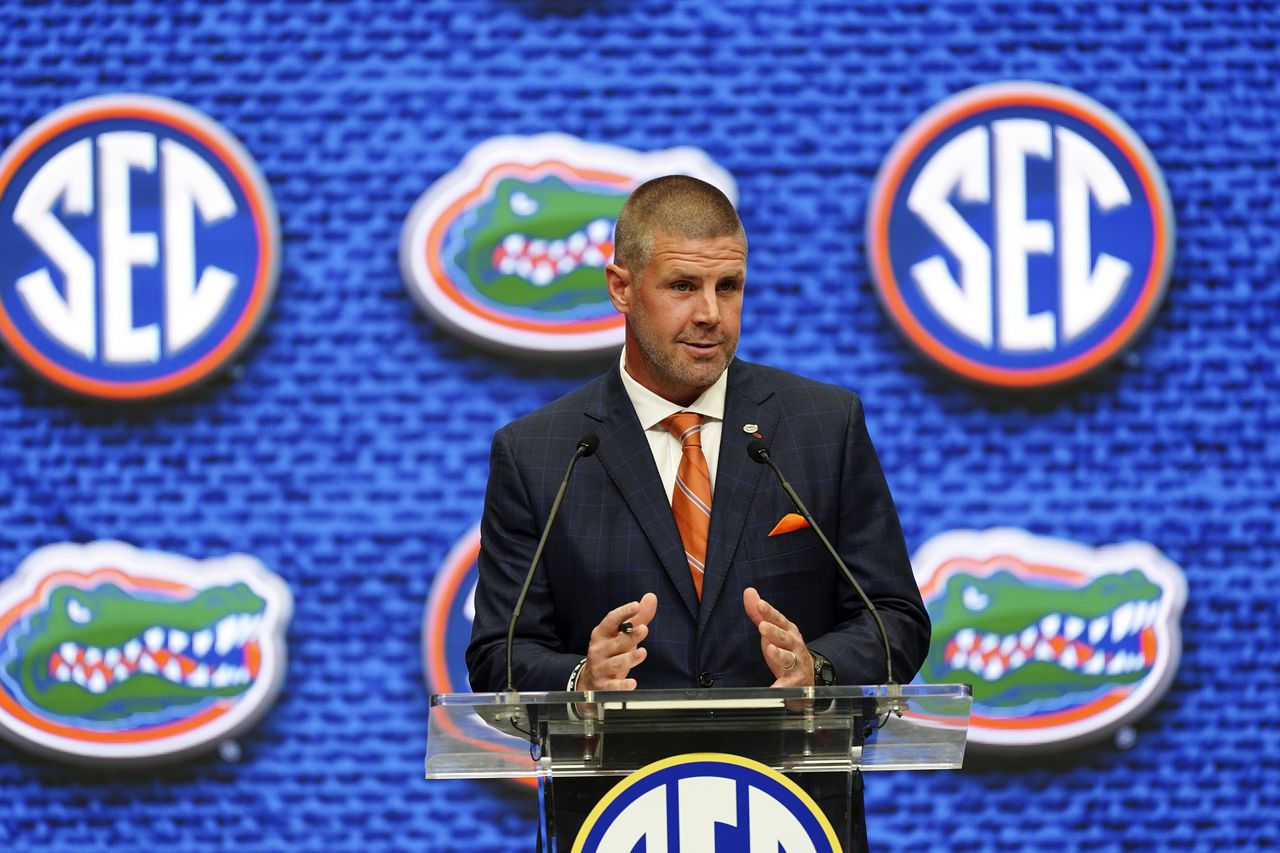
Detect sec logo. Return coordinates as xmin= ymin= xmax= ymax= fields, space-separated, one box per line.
xmin=575 ymin=753 xmax=840 ymax=853
xmin=0 ymin=95 xmax=280 ymax=400
xmin=867 ymin=82 xmax=1174 ymax=388
xmin=400 ymin=133 xmax=736 ymax=356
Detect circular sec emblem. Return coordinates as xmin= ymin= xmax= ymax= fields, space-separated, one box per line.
xmin=576 ymin=753 xmax=839 ymax=853
xmin=867 ymin=82 xmax=1175 ymax=388
xmin=0 ymin=95 xmax=280 ymax=400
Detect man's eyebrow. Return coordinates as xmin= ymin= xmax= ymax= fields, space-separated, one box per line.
xmin=661 ymin=265 xmax=745 ymax=280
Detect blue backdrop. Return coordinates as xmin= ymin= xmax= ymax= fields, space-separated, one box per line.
xmin=0 ymin=1 xmax=1276 ymax=849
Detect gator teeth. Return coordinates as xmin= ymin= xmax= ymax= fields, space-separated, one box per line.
xmin=188 ymin=664 xmax=210 ymax=688
xmin=239 ymin=614 xmax=262 ymax=646
xmin=72 ymin=665 xmax=87 ymax=686
xmin=84 ymin=647 xmax=102 ymax=666
xmin=1019 ymin=627 xmax=1037 ymax=650
xmin=1059 ymin=645 xmax=1079 ymax=670
xmin=105 ymin=648 xmax=122 ymax=668
xmin=88 ymin=671 xmax=108 ymax=694
xmin=587 ymin=218 xmax=611 ymax=243
xmin=1111 ymin=603 xmax=1134 ymax=643
xmin=211 ymin=664 xmax=236 ymax=688
xmin=55 ymin=664 xmax=71 ymax=682
xmin=169 ymin=629 xmax=189 ymax=655
xmin=125 ymin=639 xmax=142 ymax=664
xmin=999 ymin=635 xmax=1016 ymax=656
xmin=982 ymin=658 xmax=1006 ymax=680
xmin=60 ymin=642 xmax=77 ymax=663
xmin=954 ymin=628 xmax=976 ymax=652
xmin=1009 ymin=649 xmax=1027 ymax=668
xmin=949 ymin=650 xmax=967 ymax=669
xmin=1089 ymin=617 xmax=1109 ymax=645
xmin=114 ymin=665 xmax=129 ymax=683
xmin=216 ymin=616 xmax=238 ymax=655
xmin=1064 ymin=617 xmax=1084 ymax=641
xmin=1040 ymin=614 xmax=1062 ymax=638
xmin=193 ymin=629 xmax=213 ymax=658
xmin=145 ymin=627 xmax=165 ymax=652
xmin=1083 ymin=653 xmax=1106 ymax=675
xmin=1034 ymin=640 xmax=1055 ymax=662
xmin=979 ymin=633 xmax=999 ymax=653
xmin=163 ymin=659 xmax=183 ymax=683
xmin=138 ymin=654 xmax=158 ymax=675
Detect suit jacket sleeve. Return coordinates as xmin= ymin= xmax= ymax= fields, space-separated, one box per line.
xmin=803 ymin=395 xmax=931 ymax=685
xmin=465 ymin=425 xmax=584 ymax=692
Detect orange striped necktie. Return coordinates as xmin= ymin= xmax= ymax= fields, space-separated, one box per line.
xmin=661 ymin=412 xmax=711 ymax=599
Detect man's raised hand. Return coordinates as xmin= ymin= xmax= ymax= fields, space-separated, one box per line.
xmin=577 ymin=592 xmax=658 ymax=691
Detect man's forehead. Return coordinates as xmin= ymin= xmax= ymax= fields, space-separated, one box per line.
xmin=647 ymin=232 xmax=747 ymax=270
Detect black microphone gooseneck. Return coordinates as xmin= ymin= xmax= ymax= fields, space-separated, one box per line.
xmin=747 ymin=438 xmax=895 ymax=685
xmin=504 ymin=433 xmax=600 ymax=694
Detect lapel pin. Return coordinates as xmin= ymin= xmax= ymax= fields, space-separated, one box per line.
xmin=742 ymin=423 xmax=758 ymax=434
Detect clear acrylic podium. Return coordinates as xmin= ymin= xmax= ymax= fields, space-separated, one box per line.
xmin=427 ymin=684 xmax=971 ymax=851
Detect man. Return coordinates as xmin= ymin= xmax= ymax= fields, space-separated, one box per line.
xmin=466 ymin=175 xmax=930 ymax=849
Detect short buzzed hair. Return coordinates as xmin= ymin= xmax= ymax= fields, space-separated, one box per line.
xmin=612 ymin=175 xmax=746 ymax=271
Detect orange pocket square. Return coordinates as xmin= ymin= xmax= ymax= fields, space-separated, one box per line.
xmin=768 ymin=513 xmax=810 ymax=536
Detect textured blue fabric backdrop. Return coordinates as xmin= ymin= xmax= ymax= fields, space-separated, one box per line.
xmin=0 ymin=0 xmax=1276 ymax=849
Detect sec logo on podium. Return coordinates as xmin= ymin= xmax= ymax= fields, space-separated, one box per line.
xmin=867 ymin=82 xmax=1174 ymax=388
xmin=575 ymin=753 xmax=840 ymax=853
xmin=0 ymin=95 xmax=280 ymax=400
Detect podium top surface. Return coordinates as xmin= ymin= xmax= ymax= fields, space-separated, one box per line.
xmin=426 ymin=684 xmax=972 ymax=779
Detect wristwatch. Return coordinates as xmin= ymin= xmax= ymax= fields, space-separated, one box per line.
xmin=810 ymin=649 xmax=835 ymax=686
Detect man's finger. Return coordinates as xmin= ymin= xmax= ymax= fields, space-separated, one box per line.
xmin=743 ymin=586 xmax=765 ymax=626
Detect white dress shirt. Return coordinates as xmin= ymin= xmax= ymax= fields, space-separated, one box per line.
xmin=617 ymin=349 xmax=727 ymax=503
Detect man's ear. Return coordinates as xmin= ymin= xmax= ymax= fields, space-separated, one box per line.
xmin=605 ymin=262 xmax=632 ymax=314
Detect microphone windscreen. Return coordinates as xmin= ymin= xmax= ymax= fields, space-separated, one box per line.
xmin=746 ymin=438 xmax=769 ymax=463
xmin=578 ymin=433 xmax=601 ymax=457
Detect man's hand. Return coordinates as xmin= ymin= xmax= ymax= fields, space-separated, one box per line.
xmin=743 ymin=586 xmax=813 ymax=687
xmin=577 ymin=593 xmax=658 ymax=691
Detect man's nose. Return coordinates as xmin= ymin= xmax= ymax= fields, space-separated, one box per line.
xmin=691 ymin=286 xmax=720 ymax=325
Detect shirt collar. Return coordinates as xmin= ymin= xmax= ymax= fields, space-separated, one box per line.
xmin=618 ymin=349 xmax=728 ymax=430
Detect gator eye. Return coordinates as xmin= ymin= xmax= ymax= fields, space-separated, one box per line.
xmin=67 ymin=597 xmax=92 ymax=625
xmin=962 ymin=585 xmax=989 ymax=612
xmin=510 ymin=191 xmax=538 ymax=216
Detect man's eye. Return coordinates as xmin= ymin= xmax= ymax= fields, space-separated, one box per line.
xmin=717 ymin=280 xmax=739 ymax=292
xmin=672 ymin=282 xmax=691 ymax=292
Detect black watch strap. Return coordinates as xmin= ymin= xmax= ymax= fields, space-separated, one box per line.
xmin=810 ymin=649 xmax=835 ymax=686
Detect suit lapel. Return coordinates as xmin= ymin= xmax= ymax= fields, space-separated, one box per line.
xmin=698 ymin=361 xmax=776 ymax=630
xmin=585 ymin=368 xmax=701 ymax=618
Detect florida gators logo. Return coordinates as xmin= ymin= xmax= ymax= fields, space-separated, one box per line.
xmin=0 ymin=95 xmax=280 ymax=400
xmin=400 ymin=134 xmax=736 ymax=355
xmin=0 ymin=541 xmax=292 ymax=764
xmin=912 ymin=529 xmax=1186 ymax=750
xmin=867 ymin=82 xmax=1174 ymax=388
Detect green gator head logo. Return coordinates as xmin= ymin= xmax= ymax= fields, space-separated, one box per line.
xmin=912 ymin=529 xmax=1186 ymax=751
xmin=400 ymin=133 xmax=736 ymax=355
xmin=0 ymin=541 xmax=292 ymax=764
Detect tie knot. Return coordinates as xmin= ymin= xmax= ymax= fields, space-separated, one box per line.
xmin=661 ymin=412 xmax=704 ymax=448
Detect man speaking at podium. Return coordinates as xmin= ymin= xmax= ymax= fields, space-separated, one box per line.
xmin=467 ymin=175 xmax=930 ymax=850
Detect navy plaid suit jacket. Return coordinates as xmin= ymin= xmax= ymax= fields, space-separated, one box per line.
xmin=466 ymin=358 xmax=930 ymax=692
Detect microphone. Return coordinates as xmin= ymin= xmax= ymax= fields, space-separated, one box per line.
xmin=504 ymin=433 xmax=600 ymax=694
xmin=747 ymin=438 xmax=896 ymax=685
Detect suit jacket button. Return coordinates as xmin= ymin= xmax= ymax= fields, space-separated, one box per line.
xmin=698 ymin=672 xmax=714 ymax=687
